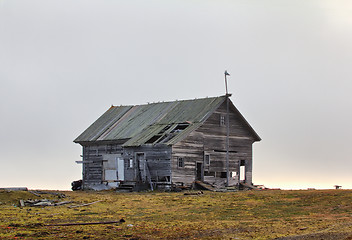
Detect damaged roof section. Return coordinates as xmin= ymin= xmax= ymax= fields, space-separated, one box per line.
xmin=74 ymin=96 xmax=225 ymax=146
xmin=74 ymin=95 xmax=260 ymax=146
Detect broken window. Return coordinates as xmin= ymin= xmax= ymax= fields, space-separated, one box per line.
xmin=177 ymin=157 xmax=184 ymax=168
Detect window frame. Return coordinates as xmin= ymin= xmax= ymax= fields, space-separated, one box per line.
xmin=204 ymin=154 xmax=210 ymax=165
xmin=177 ymin=157 xmax=184 ymax=168
xmin=220 ymin=115 xmax=225 ymax=126
xmin=128 ymin=158 xmax=133 ymax=168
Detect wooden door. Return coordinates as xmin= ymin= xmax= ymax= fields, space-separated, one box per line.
xmin=117 ymin=157 xmax=124 ymax=181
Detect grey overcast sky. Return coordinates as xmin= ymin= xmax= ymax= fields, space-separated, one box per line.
xmin=1 ymin=0 xmax=351 ymax=190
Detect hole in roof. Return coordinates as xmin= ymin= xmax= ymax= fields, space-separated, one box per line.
xmin=145 ymin=123 xmax=190 ymax=144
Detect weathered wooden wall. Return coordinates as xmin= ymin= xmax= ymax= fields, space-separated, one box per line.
xmin=82 ymin=144 xmax=123 ymax=188
xmin=81 ymin=144 xmax=172 ymax=189
xmin=172 ymin=101 xmax=256 ymax=187
xmin=123 ymin=145 xmax=172 ymax=184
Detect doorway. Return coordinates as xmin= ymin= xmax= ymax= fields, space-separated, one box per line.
xmin=240 ymin=160 xmax=246 ymax=182
xmin=117 ymin=157 xmax=124 ymax=181
xmin=136 ymin=153 xmax=146 ymax=182
xmin=196 ymin=162 xmax=203 ymax=181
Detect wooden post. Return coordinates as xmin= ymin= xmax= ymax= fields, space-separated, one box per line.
xmin=226 ymin=96 xmax=230 ymax=187
xmin=224 ymin=71 xmax=230 ymax=187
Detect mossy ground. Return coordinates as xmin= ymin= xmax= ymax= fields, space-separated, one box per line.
xmin=1 ymin=189 xmax=352 ymax=239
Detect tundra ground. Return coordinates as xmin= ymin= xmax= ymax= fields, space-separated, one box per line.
xmin=1 ymin=189 xmax=352 ymax=239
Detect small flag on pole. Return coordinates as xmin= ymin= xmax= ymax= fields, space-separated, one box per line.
xmin=225 ymin=70 xmax=230 ymax=76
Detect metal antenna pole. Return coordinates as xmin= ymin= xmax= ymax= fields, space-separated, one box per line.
xmin=224 ymin=71 xmax=229 ymax=95
xmin=224 ymin=70 xmax=230 ymax=187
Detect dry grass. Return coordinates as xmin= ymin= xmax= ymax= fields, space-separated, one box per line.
xmin=1 ymin=189 xmax=352 ymax=239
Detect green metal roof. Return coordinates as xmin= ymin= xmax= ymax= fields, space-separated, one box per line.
xmin=74 ymin=96 xmax=225 ymax=146
xmin=74 ymin=95 xmax=260 ymax=146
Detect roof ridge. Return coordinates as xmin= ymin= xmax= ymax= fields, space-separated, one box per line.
xmin=111 ymin=95 xmax=225 ymax=108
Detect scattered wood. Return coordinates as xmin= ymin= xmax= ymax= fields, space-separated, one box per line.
xmin=68 ymin=200 xmax=103 ymax=208
xmin=30 ymin=191 xmax=66 ymax=198
xmin=28 ymin=191 xmax=41 ymax=197
xmin=45 ymin=220 xmax=121 ymax=227
xmin=240 ymin=182 xmax=261 ymax=190
xmin=54 ymin=201 xmax=73 ymax=206
xmin=33 ymin=200 xmax=53 ymax=207
xmin=184 ymin=191 xmax=203 ymax=196
xmin=194 ymin=181 xmax=216 ymax=191
xmin=20 ymin=199 xmax=74 ymax=207
xmin=0 ymin=187 xmax=28 ymax=191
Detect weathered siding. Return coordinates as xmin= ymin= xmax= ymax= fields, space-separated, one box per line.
xmin=81 ymin=143 xmax=172 ymax=189
xmin=123 ymin=145 xmax=172 ymax=184
xmin=82 ymin=144 xmax=123 ymax=188
xmin=172 ymin=100 xmax=255 ymax=187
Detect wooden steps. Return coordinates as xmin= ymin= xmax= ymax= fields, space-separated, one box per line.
xmin=116 ymin=183 xmax=134 ymax=192
xmin=194 ymin=181 xmax=217 ymax=191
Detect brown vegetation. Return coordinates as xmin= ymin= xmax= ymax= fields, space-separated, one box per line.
xmin=1 ymin=189 xmax=352 ymax=239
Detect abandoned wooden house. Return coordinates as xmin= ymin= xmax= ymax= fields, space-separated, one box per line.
xmin=74 ymin=95 xmax=261 ymax=191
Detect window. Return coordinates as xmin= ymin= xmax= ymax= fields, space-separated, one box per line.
xmin=220 ymin=115 xmax=225 ymax=126
xmin=129 ymin=158 xmax=133 ymax=168
xmin=204 ymin=154 xmax=210 ymax=165
xmin=177 ymin=157 xmax=184 ymax=168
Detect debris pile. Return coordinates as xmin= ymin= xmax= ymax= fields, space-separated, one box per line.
xmin=0 ymin=187 xmax=28 ymax=191
xmin=184 ymin=191 xmax=204 ymax=196
xmin=71 ymin=180 xmax=83 ymax=191
xmin=15 ymin=190 xmax=71 ymax=207
xmin=28 ymin=190 xmax=66 ymax=198
xmin=20 ymin=199 xmax=73 ymax=207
